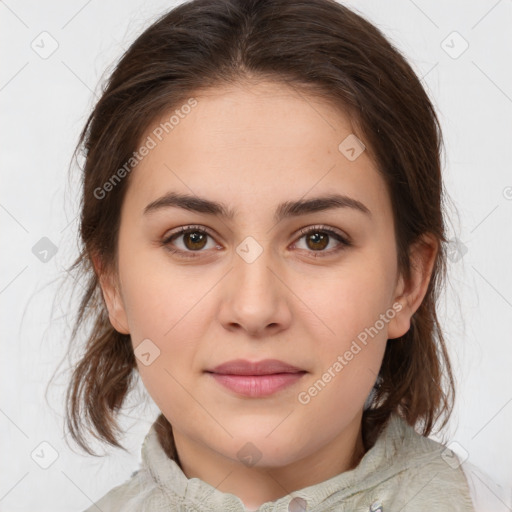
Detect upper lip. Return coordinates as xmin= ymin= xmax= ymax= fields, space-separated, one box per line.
xmin=206 ymin=359 xmax=306 ymax=375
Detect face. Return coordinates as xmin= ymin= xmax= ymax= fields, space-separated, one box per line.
xmin=99 ymin=80 xmax=428 ymax=471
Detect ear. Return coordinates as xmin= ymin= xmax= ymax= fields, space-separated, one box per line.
xmin=92 ymin=253 xmax=130 ymax=335
xmin=387 ymin=233 xmax=438 ymax=340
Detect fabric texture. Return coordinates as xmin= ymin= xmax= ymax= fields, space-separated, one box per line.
xmin=83 ymin=413 xmax=489 ymax=511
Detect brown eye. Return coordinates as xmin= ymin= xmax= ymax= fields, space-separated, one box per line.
xmin=305 ymin=232 xmax=329 ymax=251
xmin=161 ymin=225 xmax=218 ymax=258
xmin=295 ymin=225 xmax=352 ymax=256
xmin=182 ymin=231 xmax=208 ymax=250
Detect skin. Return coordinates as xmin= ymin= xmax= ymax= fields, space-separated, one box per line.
xmin=95 ymin=80 xmax=437 ymax=510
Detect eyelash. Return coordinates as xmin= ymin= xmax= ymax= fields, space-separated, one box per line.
xmin=160 ymin=224 xmax=352 ymax=260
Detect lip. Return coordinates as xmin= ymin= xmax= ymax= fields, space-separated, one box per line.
xmin=208 ymin=358 xmax=305 ymax=375
xmin=205 ymin=359 xmax=307 ymax=398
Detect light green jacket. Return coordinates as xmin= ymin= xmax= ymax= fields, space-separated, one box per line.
xmin=83 ymin=413 xmax=487 ymax=511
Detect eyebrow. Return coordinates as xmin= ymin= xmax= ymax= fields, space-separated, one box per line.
xmin=143 ymin=191 xmax=372 ymax=222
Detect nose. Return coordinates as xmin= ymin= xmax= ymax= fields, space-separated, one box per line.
xmin=217 ymin=242 xmax=292 ymax=337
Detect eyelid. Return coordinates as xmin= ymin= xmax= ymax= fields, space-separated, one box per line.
xmin=162 ymin=224 xmax=215 ymax=242
xmin=161 ymin=223 xmax=352 ymax=258
xmin=162 ymin=224 xmax=351 ymax=243
xmin=295 ymin=224 xmax=351 ymax=244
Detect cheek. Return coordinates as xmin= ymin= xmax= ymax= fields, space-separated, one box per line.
xmin=117 ymin=264 xmax=205 ymax=401
xmin=297 ymin=289 xmax=389 ymax=421
xmin=123 ymin=277 xmax=204 ymax=366
xmin=129 ymin=309 xmax=201 ymax=422
xmin=298 ymin=258 xmax=396 ymax=342
xmin=295 ymin=258 xmax=394 ymax=402
xmin=118 ymin=249 xmax=208 ymax=339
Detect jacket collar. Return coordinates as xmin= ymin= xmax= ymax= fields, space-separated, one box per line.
xmin=139 ymin=413 xmax=423 ymax=511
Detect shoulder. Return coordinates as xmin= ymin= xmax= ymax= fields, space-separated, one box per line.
xmin=394 ymin=419 xmax=512 ymax=511
xmin=371 ymin=414 xmax=475 ymax=510
xmin=372 ymin=415 xmax=511 ymax=511
xmin=81 ymin=420 xmax=169 ymax=512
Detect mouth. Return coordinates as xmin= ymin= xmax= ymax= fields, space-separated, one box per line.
xmin=204 ymin=359 xmax=307 ymax=397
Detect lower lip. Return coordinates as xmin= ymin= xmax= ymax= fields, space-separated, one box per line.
xmin=208 ymin=372 xmax=306 ymax=397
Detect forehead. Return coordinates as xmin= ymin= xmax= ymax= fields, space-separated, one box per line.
xmin=123 ymin=81 xmax=391 ymax=224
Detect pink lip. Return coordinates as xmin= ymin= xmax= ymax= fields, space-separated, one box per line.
xmin=205 ymin=359 xmax=306 ymax=397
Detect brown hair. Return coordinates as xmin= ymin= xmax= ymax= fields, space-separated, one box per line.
xmin=61 ymin=0 xmax=456 ymax=458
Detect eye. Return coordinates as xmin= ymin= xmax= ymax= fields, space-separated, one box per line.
xmin=161 ymin=225 xmax=219 ymax=258
xmin=160 ymin=224 xmax=352 ymax=259
xmin=293 ymin=225 xmax=352 ymax=256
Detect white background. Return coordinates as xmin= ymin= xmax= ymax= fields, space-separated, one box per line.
xmin=1 ymin=1 xmax=511 ymax=510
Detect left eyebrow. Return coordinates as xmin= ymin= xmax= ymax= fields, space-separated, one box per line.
xmin=143 ymin=191 xmax=372 ymax=222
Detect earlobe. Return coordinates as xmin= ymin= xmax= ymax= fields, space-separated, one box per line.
xmin=92 ymin=253 xmax=130 ymax=335
xmin=387 ymin=234 xmax=438 ymax=340
xmin=387 ymin=282 xmax=412 ymax=340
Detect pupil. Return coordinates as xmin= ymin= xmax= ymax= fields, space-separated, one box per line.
xmin=308 ymin=232 xmax=328 ymax=250
xmin=186 ymin=232 xmax=206 ymax=250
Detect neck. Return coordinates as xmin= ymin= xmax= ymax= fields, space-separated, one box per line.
xmin=168 ymin=412 xmax=366 ymax=510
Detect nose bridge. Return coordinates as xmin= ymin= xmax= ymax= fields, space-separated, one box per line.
xmin=233 ymin=235 xmax=278 ymax=303
xmin=220 ymin=235 xmax=290 ymax=334
xmin=234 ymin=237 xmax=275 ymax=295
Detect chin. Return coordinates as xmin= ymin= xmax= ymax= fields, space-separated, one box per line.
xmin=218 ymin=430 xmax=308 ymax=468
